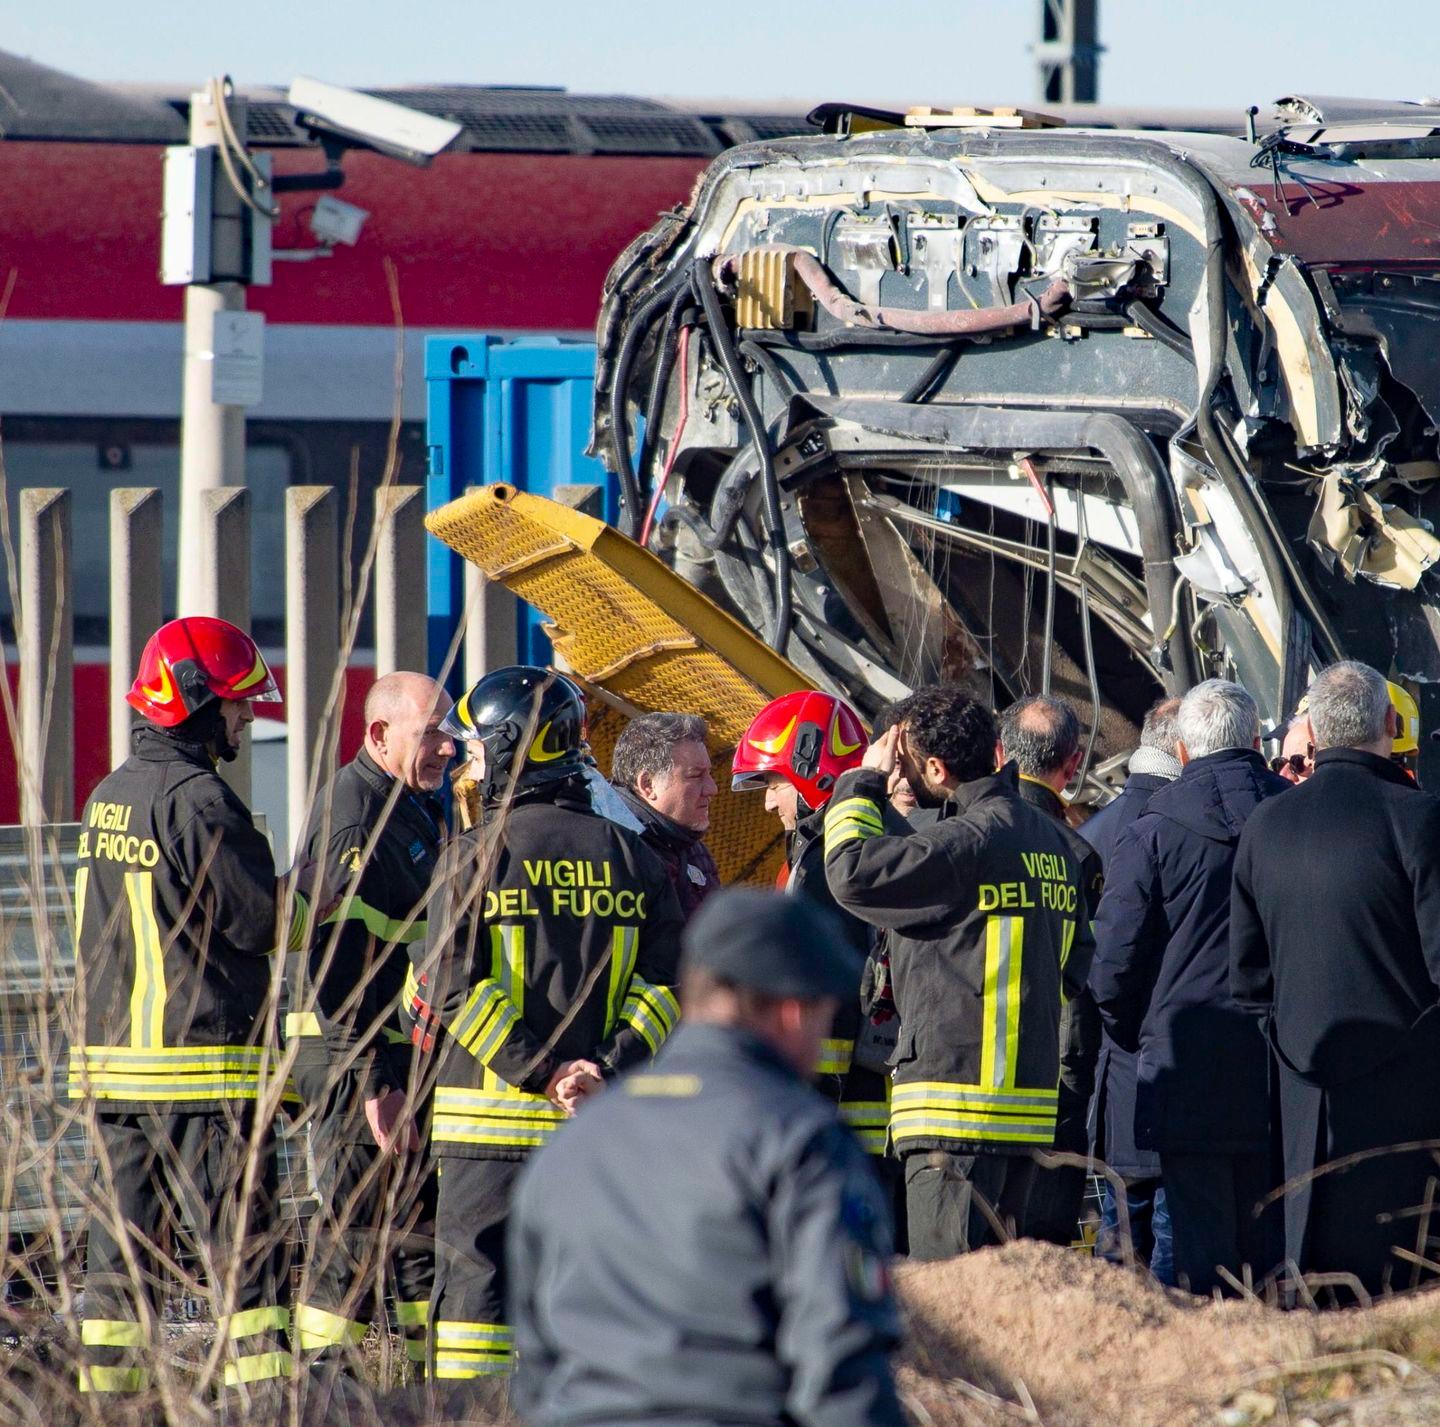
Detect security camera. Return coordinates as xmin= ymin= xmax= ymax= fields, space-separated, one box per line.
xmin=309 ymin=195 xmax=369 ymax=247
xmin=287 ymin=76 xmax=462 ymax=166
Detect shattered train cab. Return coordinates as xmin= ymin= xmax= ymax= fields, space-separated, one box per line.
xmin=592 ymin=96 xmax=1440 ymax=794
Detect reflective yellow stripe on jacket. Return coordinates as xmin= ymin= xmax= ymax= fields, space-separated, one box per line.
xmin=889 ymin=1081 xmax=1059 ymax=1148
xmin=68 ymin=1045 xmax=285 ymax=1103
xmin=432 ymin=1085 xmax=565 ymax=1151
xmin=616 ymin=975 xmax=679 ymax=1056
xmin=823 ymin=795 xmax=885 ymax=855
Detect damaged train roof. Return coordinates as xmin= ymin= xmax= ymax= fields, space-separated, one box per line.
xmin=591 ymin=97 xmax=1440 ymax=794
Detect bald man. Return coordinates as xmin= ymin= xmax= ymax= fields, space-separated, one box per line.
xmin=287 ymin=671 xmax=453 ymax=1383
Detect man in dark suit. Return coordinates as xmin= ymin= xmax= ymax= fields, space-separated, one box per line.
xmin=1232 ymin=661 xmax=1440 ymax=1299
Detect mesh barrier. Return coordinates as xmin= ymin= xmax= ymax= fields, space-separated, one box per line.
xmin=427 ymin=485 xmax=813 ymax=885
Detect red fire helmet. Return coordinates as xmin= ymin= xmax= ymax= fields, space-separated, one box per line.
xmin=126 ymin=616 xmax=281 ymax=727
xmin=732 ymin=689 xmax=869 ymax=811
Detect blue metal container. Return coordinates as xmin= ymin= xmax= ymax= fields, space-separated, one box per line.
xmin=424 ymin=334 xmax=607 ymax=678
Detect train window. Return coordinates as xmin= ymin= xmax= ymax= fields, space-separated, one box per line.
xmin=0 ymin=440 xmax=291 ymax=644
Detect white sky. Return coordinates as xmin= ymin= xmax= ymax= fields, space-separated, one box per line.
xmin=9 ymin=0 xmax=1440 ymax=111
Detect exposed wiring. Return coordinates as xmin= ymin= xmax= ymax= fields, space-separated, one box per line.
xmin=607 ymin=264 xmax=693 ymax=536
xmin=1072 ymin=493 xmax=1101 ymax=797
xmin=640 ymin=324 xmax=690 ymax=548
xmin=208 ymin=76 xmax=280 ymax=220
xmin=1020 ymin=457 xmax=1058 ymax=696
xmin=691 ymin=258 xmax=793 ymax=653
xmin=900 ymin=345 xmax=961 ymax=403
xmin=634 ymin=287 xmax=690 ymax=516
xmin=1125 ymin=299 xmax=1194 ymax=362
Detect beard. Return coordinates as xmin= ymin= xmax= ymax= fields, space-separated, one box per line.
xmin=911 ymin=777 xmax=948 ymax=809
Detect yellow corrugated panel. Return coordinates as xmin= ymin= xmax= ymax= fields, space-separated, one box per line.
xmin=426 ymin=484 xmax=812 ymax=885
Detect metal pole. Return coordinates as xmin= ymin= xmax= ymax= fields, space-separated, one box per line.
xmin=18 ymin=489 xmax=74 ymax=824
xmin=284 ymin=486 xmax=340 ymax=859
xmin=374 ymin=485 xmax=426 ymax=678
xmin=177 ymin=85 xmax=249 ymax=616
xmin=1036 ymin=0 xmax=1101 ymax=105
xmin=461 ymin=484 xmax=518 ymax=690
xmin=109 ymin=488 xmax=164 ymax=771
xmin=194 ymin=486 xmax=253 ymax=801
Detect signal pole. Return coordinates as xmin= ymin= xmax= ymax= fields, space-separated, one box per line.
xmin=1035 ymin=0 xmax=1102 ymax=105
xmin=175 ymin=85 xmax=253 ymax=617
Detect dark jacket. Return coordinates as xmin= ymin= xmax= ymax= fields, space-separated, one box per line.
xmin=287 ymin=747 xmax=444 ymax=1099
xmin=824 ymin=764 xmax=1093 ymax=1156
xmin=1231 ymin=747 xmax=1440 ymax=1087
xmin=509 ymin=1022 xmax=904 ymax=1427
xmin=1015 ymin=776 xmax=1105 ymax=920
xmin=412 ymin=777 xmax=685 ymax=1161
xmin=1080 ymin=772 xmax=1173 ymax=869
xmin=613 ymin=784 xmax=722 ymax=923
xmin=1091 ymin=748 xmax=1288 ymax=1154
xmin=1078 ymin=769 xmax=1175 ymax=1179
xmin=789 ymin=805 xmax=891 ymax=1156
xmin=69 ymin=724 xmax=289 ymax=1111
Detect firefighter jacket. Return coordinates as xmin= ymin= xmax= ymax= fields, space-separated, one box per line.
xmin=788 ymin=804 xmax=893 ymax=1157
xmin=69 ymin=724 xmax=303 ymax=1112
xmin=410 ymin=778 xmax=685 ymax=1161
xmin=824 ymin=764 xmax=1093 ymax=1156
xmin=286 ymin=747 xmax=444 ymax=1099
xmin=509 ymin=1022 xmax=905 ymax=1427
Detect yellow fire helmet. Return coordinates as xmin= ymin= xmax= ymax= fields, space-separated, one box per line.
xmin=1389 ymin=679 xmax=1421 ymax=755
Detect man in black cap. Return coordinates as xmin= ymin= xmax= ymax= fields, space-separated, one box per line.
xmin=508 ymin=889 xmax=905 ymax=1427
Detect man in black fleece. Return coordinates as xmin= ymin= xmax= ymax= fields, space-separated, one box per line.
xmin=1232 ymin=660 xmax=1440 ymax=1298
xmin=611 ymin=712 xmax=722 ymax=922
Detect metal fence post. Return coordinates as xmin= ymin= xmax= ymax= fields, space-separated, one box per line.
xmin=191 ymin=485 xmax=252 ymax=801
xmin=462 ymin=483 xmax=519 ymax=690
xmin=285 ymin=486 xmax=340 ymax=859
xmin=18 ymin=489 xmax=73 ymax=824
xmin=374 ymin=485 xmax=426 ymax=678
xmin=109 ymin=488 xmax=164 ymax=772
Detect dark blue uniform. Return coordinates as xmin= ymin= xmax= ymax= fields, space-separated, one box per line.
xmin=508 ymin=1022 xmax=905 ymax=1427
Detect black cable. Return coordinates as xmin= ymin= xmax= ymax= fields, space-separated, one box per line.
xmin=900 ymin=345 xmax=960 ymax=403
xmin=634 ymin=289 xmax=690 ymax=514
xmin=736 ymin=338 xmax=797 ymax=408
xmin=741 ymin=327 xmax=960 ymax=351
xmin=1075 ymin=582 xmax=1101 ymax=793
xmin=1125 ymin=299 xmax=1195 ymax=362
xmin=608 ymin=265 xmax=694 ymax=537
xmin=691 ymin=261 xmax=793 ymax=653
xmin=1040 ymin=475 xmax=1057 ymax=696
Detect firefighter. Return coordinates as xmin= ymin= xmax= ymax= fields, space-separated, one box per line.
xmin=509 ymin=888 xmax=905 ymax=1427
xmin=287 ymin=671 xmax=453 ymax=1377
xmin=69 ymin=616 xmax=303 ymax=1398
xmin=407 ymin=667 xmax=684 ymax=1384
xmin=731 ymin=690 xmax=893 ymax=1161
xmin=824 ymin=686 xmax=1093 ymax=1257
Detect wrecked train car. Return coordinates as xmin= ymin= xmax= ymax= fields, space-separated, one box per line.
xmin=592 ymin=96 xmax=1440 ymax=795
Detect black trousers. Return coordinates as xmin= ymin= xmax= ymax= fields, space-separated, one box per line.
xmin=1160 ymin=1150 xmax=1276 ymax=1297
xmin=904 ymin=1150 xmax=1036 ymax=1259
xmin=431 ymin=1155 xmax=524 ymax=1380
xmin=1025 ymin=991 xmax=1101 ymax=1246
xmin=81 ymin=1108 xmax=290 ymax=1395
xmin=293 ymin=1060 xmax=437 ymax=1370
xmin=1278 ymin=1049 xmax=1440 ymax=1298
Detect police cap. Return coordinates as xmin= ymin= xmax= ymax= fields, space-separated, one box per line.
xmin=682 ymin=888 xmax=862 ymax=1001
